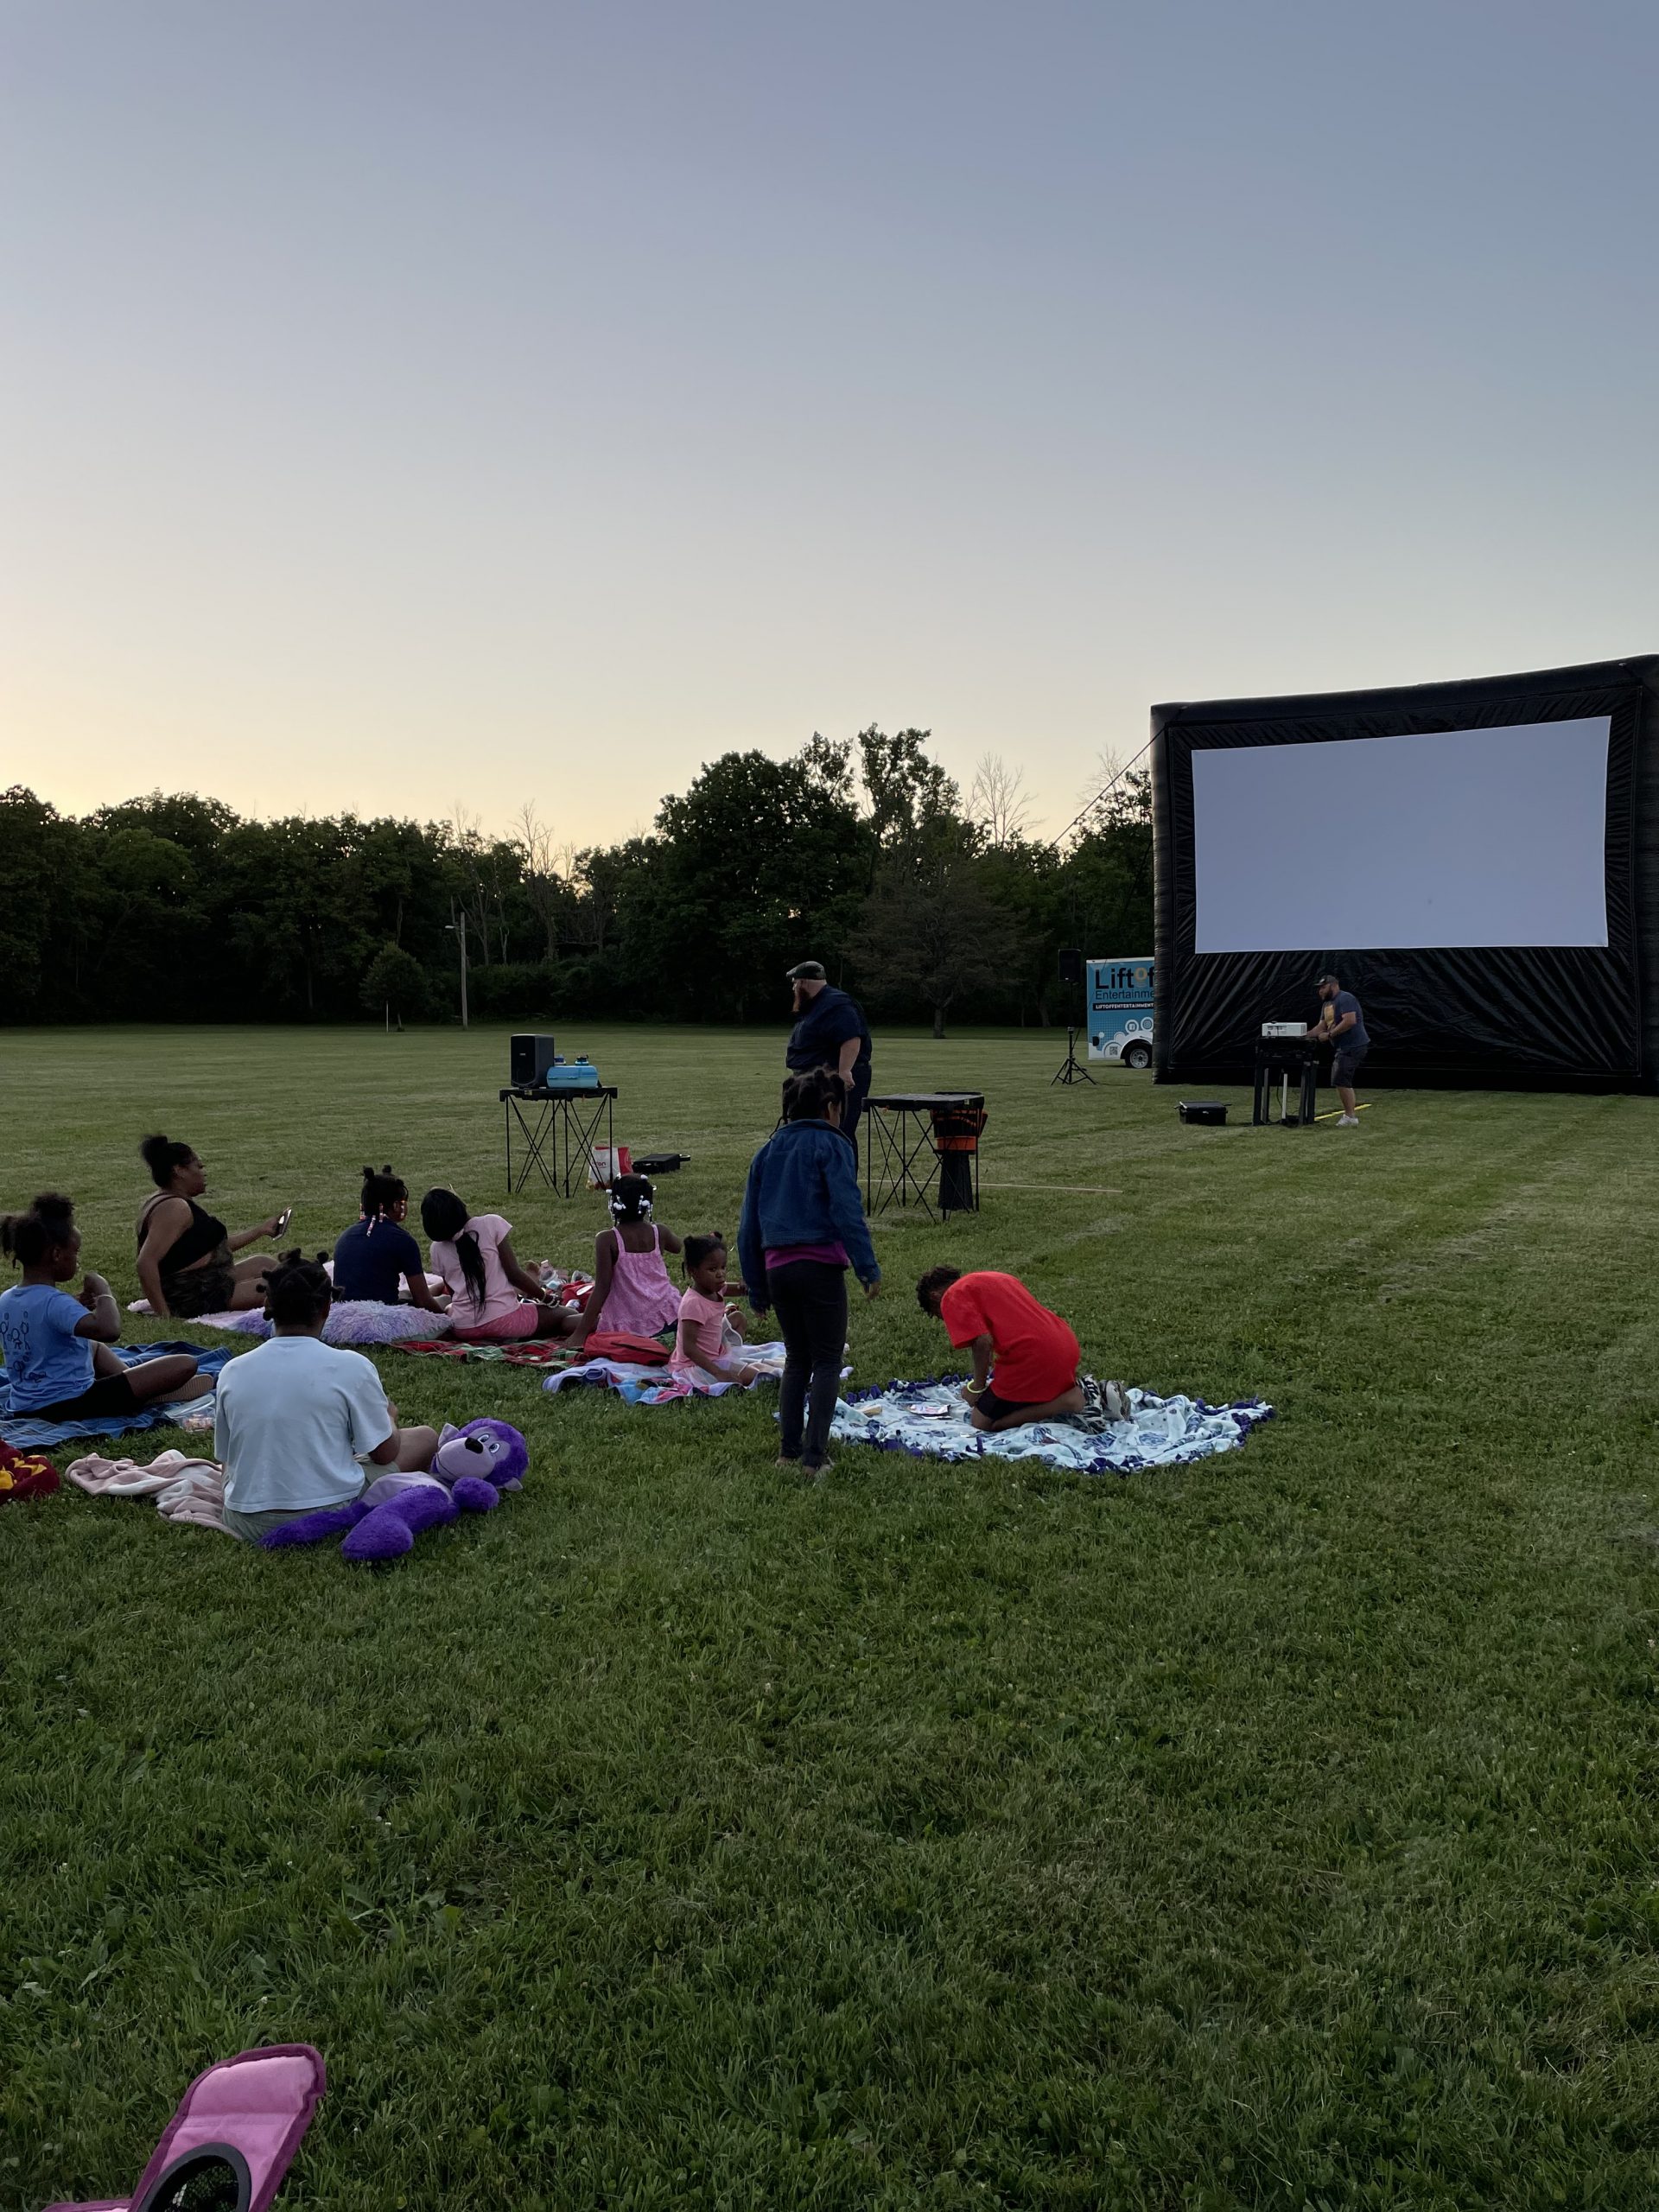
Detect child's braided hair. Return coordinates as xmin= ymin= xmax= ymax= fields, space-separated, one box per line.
xmin=264 ymin=1249 xmax=333 ymax=1328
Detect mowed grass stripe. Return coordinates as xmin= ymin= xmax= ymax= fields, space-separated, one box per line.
xmin=3 ymin=1026 xmax=1659 ymax=2208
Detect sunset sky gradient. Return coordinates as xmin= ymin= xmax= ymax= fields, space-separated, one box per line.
xmin=4 ymin=0 xmax=1657 ymax=845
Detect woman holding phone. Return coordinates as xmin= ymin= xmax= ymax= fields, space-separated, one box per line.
xmin=136 ymin=1134 xmax=288 ymax=1319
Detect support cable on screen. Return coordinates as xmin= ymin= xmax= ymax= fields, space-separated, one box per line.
xmin=1052 ymin=737 xmax=1154 ymax=852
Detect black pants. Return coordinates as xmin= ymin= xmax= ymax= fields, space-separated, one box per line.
xmin=840 ymin=1084 xmax=865 ymax=1170
xmin=768 ymin=1260 xmax=848 ymax=1468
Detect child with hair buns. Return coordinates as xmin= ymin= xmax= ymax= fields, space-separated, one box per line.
xmin=215 ymin=1250 xmax=439 ymax=1541
xmin=570 ymin=1173 xmax=682 ymax=1344
xmin=332 ymin=1166 xmax=446 ymax=1311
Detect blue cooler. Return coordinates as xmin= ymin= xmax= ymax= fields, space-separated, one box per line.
xmin=541 ymin=1057 xmax=601 ymax=1092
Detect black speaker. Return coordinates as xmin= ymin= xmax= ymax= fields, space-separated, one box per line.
xmin=510 ymin=1033 xmax=556 ymax=1087
xmin=1058 ymin=946 xmax=1084 ymax=986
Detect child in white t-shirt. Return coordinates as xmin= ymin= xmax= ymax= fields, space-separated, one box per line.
xmin=215 ymin=1253 xmax=439 ymax=1541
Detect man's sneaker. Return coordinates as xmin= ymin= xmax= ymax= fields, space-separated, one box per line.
xmin=1337 ymin=1112 xmax=1360 ymax=1127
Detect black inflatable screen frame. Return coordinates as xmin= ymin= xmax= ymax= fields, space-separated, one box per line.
xmin=1150 ymin=656 xmax=1659 ymax=1091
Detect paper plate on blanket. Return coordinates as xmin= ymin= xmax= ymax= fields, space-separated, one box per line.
xmin=829 ymin=1376 xmax=1273 ymax=1476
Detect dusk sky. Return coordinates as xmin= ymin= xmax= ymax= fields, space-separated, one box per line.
xmin=4 ymin=1 xmax=1656 ymax=847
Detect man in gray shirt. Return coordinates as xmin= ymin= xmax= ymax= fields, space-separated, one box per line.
xmin=1305 ymin=972 xmax=1369 ymax=1127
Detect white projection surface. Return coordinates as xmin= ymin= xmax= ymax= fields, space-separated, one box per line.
xmin=1192 ymin=717 xmax=1611 ymax=952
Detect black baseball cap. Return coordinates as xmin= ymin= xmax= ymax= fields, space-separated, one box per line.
xmin=786 ymin=960 xmax=826 ymax=981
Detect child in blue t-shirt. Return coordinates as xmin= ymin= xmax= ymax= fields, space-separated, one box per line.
xmin=0 ymin=1192 xmax=209 ymax=1421
xmin=331 ymin=1166 xmax=448 ymax=1310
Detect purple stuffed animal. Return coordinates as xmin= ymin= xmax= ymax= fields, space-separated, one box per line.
xmin=259 ymin=1418 xmax=529 ymax=1562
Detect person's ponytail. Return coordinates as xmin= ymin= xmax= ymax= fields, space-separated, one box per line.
xmin=454 ymin=1230 xmax=487 ymax=1308
xmin=420 ymin=1187 xmax=487 ymax=1309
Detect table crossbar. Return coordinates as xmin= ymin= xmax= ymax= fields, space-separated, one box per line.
xmin=863 ymin=1094 xmax=983 ymax=1220
xmin=502 ymin=1088 xmax=617 ymax=1196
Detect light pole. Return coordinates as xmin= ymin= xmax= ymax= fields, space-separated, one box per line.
xmin=447 ymin=907 xmax=470 ymax=1029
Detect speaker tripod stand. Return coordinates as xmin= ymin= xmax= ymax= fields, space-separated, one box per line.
xmin=1051 ymin=1026 xmax=1096 ymax=1085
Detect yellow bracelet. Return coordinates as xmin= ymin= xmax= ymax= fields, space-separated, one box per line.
xmin=963 ymin=1381 xmax=985 ymax=1397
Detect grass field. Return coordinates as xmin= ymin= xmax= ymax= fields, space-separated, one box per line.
xmin=6 ymin=1024 xmax=1659 ymax=2209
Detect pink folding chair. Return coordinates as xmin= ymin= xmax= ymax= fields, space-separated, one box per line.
xmin=44 ymin=2044 xmax=325 ymax=2212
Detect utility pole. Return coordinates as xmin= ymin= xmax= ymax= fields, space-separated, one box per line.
xmin=448 ymin=905 xmax=471 ymax=1029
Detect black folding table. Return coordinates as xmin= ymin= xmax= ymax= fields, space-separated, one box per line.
xmin=1252 ymin=1041 xmax=1320 ymax=1128
xmin=501 ymin=1086 xmax=617 ymax=1195
xmin=864 ymin=1091 xmax=985 ymax=1218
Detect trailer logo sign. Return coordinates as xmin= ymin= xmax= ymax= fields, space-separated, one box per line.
xmin=1088 ymin=957 xmax=1154 ymax=1065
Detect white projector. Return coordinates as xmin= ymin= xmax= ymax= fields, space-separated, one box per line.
xmin=1261 ymin=1020 xmax=1306 ymax=1039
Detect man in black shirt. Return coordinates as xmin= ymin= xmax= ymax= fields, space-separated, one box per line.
xmin=785 ymin=960 xmax=872 ymax=1157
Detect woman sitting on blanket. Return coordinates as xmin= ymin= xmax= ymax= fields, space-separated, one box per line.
xmin=419 ymin=1188 xmax=580 ymax=1343
xmin=333 ymin=1166 xmax=447 ymax=1312
xmin=215 ymin=1252 xmax=438 ymax=1541
xmin=915 ymin=1266 xmax=1125 ymax=1433
xmin=1 ymin=1193 xmax=209 ymax=1424
xmin=136 ymin=1135 xmax=286 ymax=1319
xmin=737 ymin=1067 xmax=881 ymax=1480
xmin=569 ymin=1173 xmax=681 ymax=1346
xmin=671 ymin=1233 xmax=760 ymax=1389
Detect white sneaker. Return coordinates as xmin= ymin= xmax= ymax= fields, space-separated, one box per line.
xmin=1336 ymin=1113 xmax=1360 ymax=1127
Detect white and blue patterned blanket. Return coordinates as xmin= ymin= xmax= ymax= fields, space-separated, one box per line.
xmin=828 ymin=1376 xmax=1273 ymax=1475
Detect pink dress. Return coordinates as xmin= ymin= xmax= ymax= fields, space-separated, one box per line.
xmin=594 ymin=1225 xmax=680 ymax=1335
xmin=672 ymin=1286 xmax=731 ymax=1379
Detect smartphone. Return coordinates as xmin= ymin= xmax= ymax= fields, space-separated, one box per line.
xmin=273 ymin=1205 xmax=293 ymax=1238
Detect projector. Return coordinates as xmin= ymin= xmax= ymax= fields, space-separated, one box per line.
xmin=1261 ymin=1020 xmax=1306 ymax=1039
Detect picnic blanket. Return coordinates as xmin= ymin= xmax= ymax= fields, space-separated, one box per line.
xmin=397 ymin=1325 xmax=662 ymax=1370
xmin=125 ymin=1300 xmax=454 ymax=1346
xmin=130 ymin=1264 xmax=454 ymax=1312
xmin=398 ymin=1337 xmax=573 ymax=1367
xmin=66 ymin=1448 xmax=232 ymax=1534
xmin=0 ymin=1341 xmax=235 ymax=1450
xmin=829 ymin=1376 xmax=1274 ymax=1475
xmin=543 ymin=1340 xmax=794 ymax=1406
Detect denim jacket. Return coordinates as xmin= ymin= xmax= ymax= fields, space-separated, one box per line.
xmin=737 ymin=1119 xmax=880 ymax=1308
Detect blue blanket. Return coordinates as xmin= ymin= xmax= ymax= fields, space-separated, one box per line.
xmin=0 ymin=1340 xmax=234 ymax=1449
xmin=828 ymin=1376 xmax=1274 ymax=1476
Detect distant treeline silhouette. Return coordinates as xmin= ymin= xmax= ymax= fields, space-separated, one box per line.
xmin=0 ymin=728 xmax=1150 ymax=1033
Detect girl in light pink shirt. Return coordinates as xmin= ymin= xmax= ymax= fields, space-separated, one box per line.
xmin=671 ymin=1233 xmax=757 ymax=1386
xmin=419 ymin=1187 xmax=577 ymax=1342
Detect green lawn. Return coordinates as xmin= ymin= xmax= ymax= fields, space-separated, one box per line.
xmin=5 ymin=1025 xmax=1659 ymax=2209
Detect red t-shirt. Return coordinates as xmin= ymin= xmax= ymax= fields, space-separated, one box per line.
xmin=938 ymin=1271 xmax=1080 ymax=1402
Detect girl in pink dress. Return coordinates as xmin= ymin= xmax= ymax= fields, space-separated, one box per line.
xmin=672 ymin=1233 xmax=758 ymax=1387
xmin=572 ymin=1175 xmax=683 ymax=1344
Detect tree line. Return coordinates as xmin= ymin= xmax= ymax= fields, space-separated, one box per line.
xmin=0 ymin=728 xmax=1152 ymax=1034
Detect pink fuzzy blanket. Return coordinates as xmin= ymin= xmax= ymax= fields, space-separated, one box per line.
xmin=67 ymin=1449 xmax=231 ymax=1533
xmin=124 ymin=1300 xmax=453 ymax=1346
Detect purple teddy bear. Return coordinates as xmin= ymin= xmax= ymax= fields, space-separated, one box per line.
xmin=259 ymin=1417 xmax=529 ymax=1562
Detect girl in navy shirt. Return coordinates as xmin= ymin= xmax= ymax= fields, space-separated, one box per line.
xmin=331 ymin=1166 xmax=448 ymax=1311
